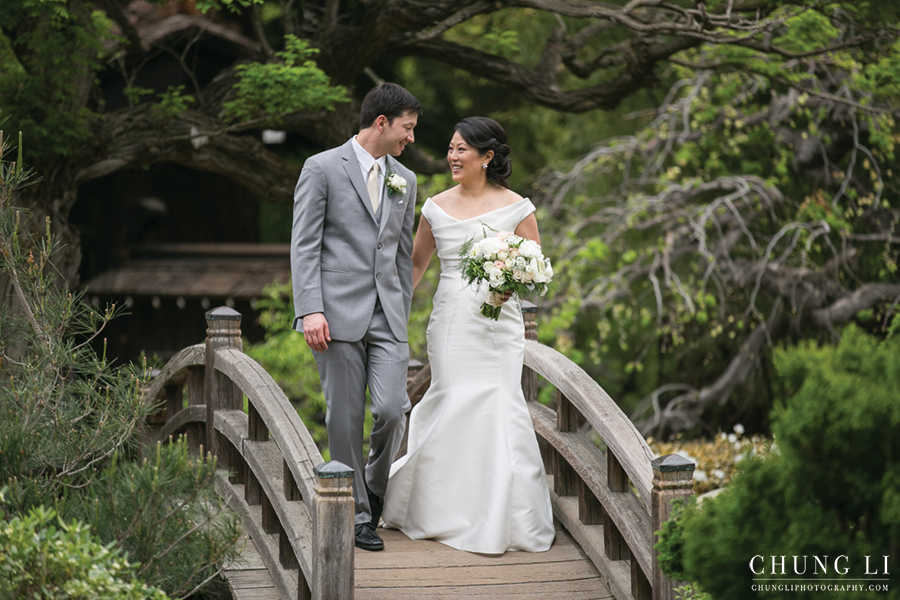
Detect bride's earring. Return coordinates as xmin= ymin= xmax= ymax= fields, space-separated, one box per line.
xmin=482 ymin=163 xmax=488 ymax=170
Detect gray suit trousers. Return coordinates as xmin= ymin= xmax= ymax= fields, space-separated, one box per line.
xmin=313 ymin=298 xmax=411 ymax=525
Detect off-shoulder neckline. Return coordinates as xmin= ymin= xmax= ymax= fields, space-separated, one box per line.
xmin=425 ymin=197 xmax=532 ymax=223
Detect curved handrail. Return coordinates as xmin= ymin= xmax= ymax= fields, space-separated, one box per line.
xmin=142 ymin=309 xmax=354 ymax=600
xmin=523 ymin=340 xmax=655 ymax=505
xmin=144 ymin=344 xmax=205 ymax=401
xmin=215 ymin=348 xmax=322 ymax=500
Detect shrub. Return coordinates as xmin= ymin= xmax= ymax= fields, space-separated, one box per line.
xmin=0 ymin=500 xmax=168 ymax=600
xmin=0 ymin=126 xmax=241 ymax=598
xmin=665 ymin=322 xmax=900 ymax=600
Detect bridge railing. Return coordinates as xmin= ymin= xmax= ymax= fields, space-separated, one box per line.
xmin=143 ymin=307 xmax=353 ymax=600
xmin=520 ymin=305 xmax=695 ymax=600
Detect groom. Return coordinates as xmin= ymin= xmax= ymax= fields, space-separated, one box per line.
xmin=291 ymin=83 xmax=421 ymax=551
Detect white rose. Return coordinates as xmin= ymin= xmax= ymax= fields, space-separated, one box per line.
xmin=497 ymin=250 xmax=508 ymax=261
xmin=388 ymin=173 xmax=407 ymax=192
xmin=483 ymin=261 xmax=494 ymax=274
xmin=513 ymin=269 xmax=525 ymax=282
xmin=518 ymin=239 xmax=542 ymax=259
xmin=543 ymin=260 xmax=554 ymax=279
xmin=504 ymin=258 xmax=513 ymax=269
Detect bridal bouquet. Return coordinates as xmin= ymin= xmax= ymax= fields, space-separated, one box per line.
xmin=458 ymin=231 xmax=554 ymax=320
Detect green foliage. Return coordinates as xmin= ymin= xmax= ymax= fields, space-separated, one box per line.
xmin=0 ymin=0 xmax=113 ymax=158
xmin=0 ymin=503 xmax=169 ymax=600
xmin=674 ymin=583 xmax=713 ymax=600
xmin=190 ymin=0 xmax=262 ymax=14
xmin=0 ymin=130 xmax=240 ymax=598
xmin=667 ymin=323 xmax=900 ymax=599
xmin=533 ymin=11 xmax=900 ymax=425
xmin=655 ymin=496 xmax=693 ymax=581
xmin=221 ymin=35 xmax=349 ymax=124
xmin=68 ymin=441 xmax=242 ymax=597
xmin=123 ymin=85 xmax=155 ymax=108
xmin=154 ymin=85 xmax=195 ymax=118
xmin=243 ymin=281 xmax=331 ymax=451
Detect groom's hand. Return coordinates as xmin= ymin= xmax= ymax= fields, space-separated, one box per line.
xmin=303 ymin=313 xmax=331 ymax=352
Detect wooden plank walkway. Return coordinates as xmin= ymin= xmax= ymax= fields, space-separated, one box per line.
xmin=223 ymin=533 xmax=281 ymax=600
xmin=223 ymin=518 xmax=612 ymax=600
xmin=356 ymin=526 xmax=612 ymax=599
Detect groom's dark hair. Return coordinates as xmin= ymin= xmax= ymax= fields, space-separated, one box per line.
xmin=359 ymin=83 xmax=422 ymax=129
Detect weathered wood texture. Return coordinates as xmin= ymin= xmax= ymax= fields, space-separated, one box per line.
xmin=522 ymin=341 xmax=655 ymax=506
xmin=522 ymin=331 xmax=695 ymax=600
xmin=215 ymin=408 xmax=315 ymax=590
xmin=214 ymin=348 xmax=321 ymax=501
xmin=223 ymin=532 xmax=281 ymax=600
xmin=312 ymin=462 xmax=355 ymax=600
xmin=530 ymin=403 xmax=652 ymax=581
xmin=355 ymin=526 xmax=613 ymax=600
xmin=205 ymin=307 xmax=243 ymax=458
xmin=145 ymin=308 xmax=354 ymax=600
xmin=144 ymin=343 xmax=205 ymax=402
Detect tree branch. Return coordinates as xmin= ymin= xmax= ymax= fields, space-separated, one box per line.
xmin=389 ymin=36 xmax=699 ymax=112
xmin=76 ymin=107 xmax=299 ymax=204
xmin=811 ymin=283 xmax=900 ymax=330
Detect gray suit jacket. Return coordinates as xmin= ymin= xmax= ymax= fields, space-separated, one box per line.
xmin=291 ymin=139 xmax=417 ymax=342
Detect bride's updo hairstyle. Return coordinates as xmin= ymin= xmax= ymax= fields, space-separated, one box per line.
xmin=454 ymin=117 xmax=512 ymax=189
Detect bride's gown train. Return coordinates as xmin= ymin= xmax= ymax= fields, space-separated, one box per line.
xmin=382 ymin=197 xmax=555 ymax=554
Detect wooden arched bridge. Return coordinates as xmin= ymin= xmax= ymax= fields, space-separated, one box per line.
xmin=143 ymin=306 xmax=695 ymax=600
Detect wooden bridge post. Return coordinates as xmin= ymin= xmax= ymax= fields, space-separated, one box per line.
xmin=204 ymin=307 xmax=243 ymax=462
xmin=651 ymin=454 xmax=695 ymax=600
xmin=521 ymin=301 xmax=538 ymax=403
xmin=312 ymin=461 xmax=355 ymax=600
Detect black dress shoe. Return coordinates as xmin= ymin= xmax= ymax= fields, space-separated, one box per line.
xmin=365 ymin=481 xmax=384 ymax=526
xmin=355 ymin=522 xmax=384 ymax=551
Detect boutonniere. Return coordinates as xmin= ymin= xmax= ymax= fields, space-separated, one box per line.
xmin=386 ymin=171 xmax=408 ymax=197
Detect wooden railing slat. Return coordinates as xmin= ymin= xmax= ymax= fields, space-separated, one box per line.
xmin=552 ymin=449 xmax=578 ymax=496
xmin=607 ymin=449 xmax=629 ymax=493
xmin=632 ymin=559 xmax=652 ymax=600
xmin=577 ymin=478 xmax=604 ymax=526
xmin=149 ymin=405 xmax=206 ymax=446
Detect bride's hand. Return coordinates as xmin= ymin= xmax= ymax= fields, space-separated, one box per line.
xmin=501 ymin=290 xmax=513 ymax=303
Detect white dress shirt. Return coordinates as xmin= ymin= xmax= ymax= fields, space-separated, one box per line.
xmin=352 ymin=136 xmax=385 ymax=209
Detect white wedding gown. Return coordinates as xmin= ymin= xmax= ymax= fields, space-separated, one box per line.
xmin=382 ymin=197 xmax=555 ymax=554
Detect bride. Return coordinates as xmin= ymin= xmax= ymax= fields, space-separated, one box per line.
xmin=381 ymin=116 xmax=555 ymax=554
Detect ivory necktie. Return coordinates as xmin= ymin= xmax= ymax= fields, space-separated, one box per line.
xmin=366 ymin=162 xmax=380 ymax=212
